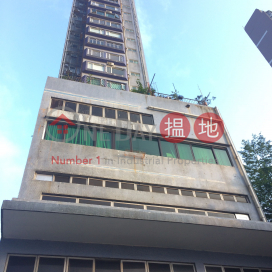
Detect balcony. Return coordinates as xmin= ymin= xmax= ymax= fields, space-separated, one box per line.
xmin=88 ymin=8 xmax=121 ymax=23
xmin=90 ymin=0 xmax=120 ymax=8
xmin=87 ymin=17 xmax=123 ymax=32
xmin=89 ymin=1 xmax=121 ymax=15
xmin=86 ymin=26 xmax=124 ymax=42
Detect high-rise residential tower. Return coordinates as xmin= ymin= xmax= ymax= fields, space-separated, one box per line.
xmin=59 ymin=0 xmax=149 ymax=91
xmin=245 ymin=9 xmax=272 ymax=67
xmin=1 ymin=1 xmax=272 ymax=272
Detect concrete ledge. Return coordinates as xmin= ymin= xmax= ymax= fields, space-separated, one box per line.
xmin=2 ymin=200 xmax=272 ymax=256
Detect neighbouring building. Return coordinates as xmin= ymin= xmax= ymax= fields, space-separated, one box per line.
xmin=245 ymin=9 xmax=272 ymax=67
xmin=1 ymin=1 xmax=272 ymax=272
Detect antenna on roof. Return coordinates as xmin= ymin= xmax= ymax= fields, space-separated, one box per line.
xmin=173 ymin=83 xmax=177 ymax=92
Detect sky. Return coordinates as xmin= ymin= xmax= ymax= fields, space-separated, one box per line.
xmin=0 ymin=0 xmax=272 ymax=224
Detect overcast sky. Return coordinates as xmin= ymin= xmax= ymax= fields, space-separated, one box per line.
xmin=0 ymin=0 xmax=271 ymax=216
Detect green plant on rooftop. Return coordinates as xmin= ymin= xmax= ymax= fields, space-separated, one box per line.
xmin=131 ymin=79 xmax=156 ymax=95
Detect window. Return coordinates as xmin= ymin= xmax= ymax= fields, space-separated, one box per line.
xmin=105 ymin=108 xmax=116 ymax=118
xmin=192 ymin=146 xmax=216 ymax=164
xmin=178 ymin=209 xmax=206 ymax=216
xmin=208 ymin=212 xmax=235 ymax=219
xmin=131 ymin=72 xmax=140 ymax=77
xmin=68 ymin=259 xmax=93 ymax=272
xmin=121 ymin=183 xmax=134 ymax=190
xmin=96 ymin=260 xmax=120 ymax=272
xmin=128 ymin=48 xmax=136 ymax=52
xmin=195 ymin=191 xmax=207 ymax=198
xmin=147 ymin=206 xmax=175 ymax=212
xmin=89 ymin=178 xmax=103 ymax=186
xmin=72 ymin=177 xmax=87 ymax=185
xmin=130 ymin=112 xmax=140 ymax=123
xmin=127 ymin=38 xmax=135 ymax=42
xmin=142 ymin=114 xmax=153 ymax=125
xmin=79 ymin=199 xmax=111 ymax=206
xmin=152 ymin=186 xmax=165 ymax=194
xmin=55 ymin=175 xmax=70 ymax=183
xmin=223 ymin=195 xmax=235 ymax=202
xmin=149 ymin=263 xmax=171 ymax=272
xmin=123 ymin=5 xmax=130 ymax=8
xmin=160 ymin=141 xmax=177 ymax=158
xmin=65 ymin=101 xmax=77 ymax=112
xmin=108 ymin=67 xmax=126 ymax=76
xmin=129 ymin=59 xmax=138 ymax=64
xmin=92 ymin=106 xmax=103 ymax=117
xmin=51 ymin=99 xmax=63 ymax=109
xmin=137 ymin=184 xmax=150 ymax=192
xmin=173 ymin=264 xmax=195 ymax=272
xmin=235 ymin=214 xmax=250 ymax=220
xmin=118 ymin=110 xmax=128 ymax=120
xmin=115 ymin=133 xmax=131 ymax=151
xmin=123 ymin=262 xmax=146 ymax=272
xmin=180 ymin=190 xmax=194 ymax=197
xmin=107 ymin=81 xmax=126 ymax=90
xmin=205 ymin=267 xmax=222 ymax=272
xmin=125 ymin=20 xmax=132 ymax=24
xmin=87 ymin=62 xmax=105 ymax=72
xmin=209 ymin=193 xmax=221 ymax=200
xmin=43 ymin=195 xmax=76 ymax=203
xmin=89 ymin=27 xmax=104 ymax=34
xmin=236 ymin=196 xmax=247 ymax=203
xmin=176 ymin=143 xmax=194 ymax=161
xmin=132 ymin=137 xmax=160 ymax=156
xmin=78 ymin=104 xmax=90 ymax=114
xmin=38 ymin=257 xmax=65 ymax=272
xmin=106 ymin=21 xmax=121 ymax=28
xmin=167 ymin=188 xmax=179 ymax=195
xmin=36 ymin=174 xmax=53 ymax=181
xmin=115 ymin=202 xmax=144 ymax=209
xmin=214 ymin=148 xmax=231 ymax=166
xmin=106 ymin=31 xmax=122 ymax=38
xmin=126 ymin=29 xmax=134 ymax=33
xmin=96 ymin=131 xmax=112 ymax=149
xmin=6 ymin=256 xmax=36 ymax=272
xmin=105 ymin=181 xmax=119 ymax=188
xmin=124 ymin=12 xmax=131 ymax=15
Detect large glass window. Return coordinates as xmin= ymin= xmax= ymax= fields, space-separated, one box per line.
xmin=132 ymin=136 xmax=160 ymax=156
xmin=176 ymin=143 xmax=194 ymax=161
xmin=45 ymin=122 xmax=64 ymax=142
xmin=95 ymin=260 xmax=120 ymax=272
xmin=142 ymin=115 xmax=153 ymax=125
xmin=68 ymin=259 xmax=93 ymax=272
xmin=160 ymin=141 xmax=177 ymax=158
xmin=96 ymin=131 xmax=112 ymax=149
xmin=65 ymin=126 xmax=94 ymax=146
xmin=192 ymin=146 xmax=216 ymax=164
xmin=38 ymin=257 xmax=65 ymax=272
xmin=214 ymin=149 xmax=231 ymax=166
xmin=148 ymin=263 xmax=171 ymax=272
xmin=6 ymin=256 xmax=36 ymax=272
xmin=115 ymin=133 xmax=131 ymax=151
xmin=92 ymin=106 xmax=103 ymax=117
xmin=123 ymin=262 xmax=146 ymax=272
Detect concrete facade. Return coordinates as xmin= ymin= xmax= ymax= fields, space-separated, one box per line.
xmin=245 ymin=9 xmax=272 ymax=67
xmin=1 ymin=76 xmax=272 ymax=271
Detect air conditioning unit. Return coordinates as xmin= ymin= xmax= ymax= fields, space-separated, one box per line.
xmin=107 ymin=62 xmax=115 ymax=66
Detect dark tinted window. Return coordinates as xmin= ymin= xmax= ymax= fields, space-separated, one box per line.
xmin=130 ymin=113 xmax=140 ymax=123
xmin=224 ymin=268 xmax=241 ymax=272
xmin=167 ymin=188 xmax=179 ymax=195
xmin=207 ymin=212 xmax=235 ymax=219
xmin=149 ymin=263 xmax=171 ymax=272
xmin=38 ymin=257 xmax=65 ymax=272
xmin=6 ymin=256 xmax=36 ymax=272
xmin=68 ymin=259 xmax=93 ymax=272
xmin=244 ymin=270 xmax=259 ymax=272
xmin=178 ymin=209 xmax=205 ymax=216
xmin=92 ymin=106 xmax=103 ymax=117
xmin=55 ymin=175 xmax=70 ymax=183
xmin=236 ymin=196 xmax=247 ymax=203
xmin=42 ymin=195 xmax=76 ymax=203
xmin=123 ymin=262 xmax=145 ymax=272
xmin=147 ymin=206 xmax=175 ymax=212
xmin=205 ymin=267 xmax=222 ymax=272
xmin=142 ymin=115 xmax=153 ymax=125
xmin=79 ymin=199 xmax=111 ymax=206
xmin=105 ymin=108 xmax=116 ymax=119
xmin=95 ymin=260 xmax=120 ymax=272
xmin=78 ymin=104 xmax=90 ymax=115
xmin=51 ymin=99 xmax=63 ymax=109
xmin=89 ymin=179 xmax=103 ymax=186
xmin=72 ymin=177 xmax=87 ymax=185
xmin=121 ymin=183 xmax=134 ymax=190
xmin=223 ymin=195 xmax=235 ymax=201
xmin=209 ymin=193 xmax=221 ymax=200
xmin=118 ymin=110 xmax=128 ymax=120
xmin=180 ymin=190 xmax=194 ymax=197
xmin=105 ymin=181 xmax=119 ymax=188
xmin=173 ymin=264 xmax=195 ymax=272
xmin=195 ymin=192 xmax=207 ymax=198
xmin=65 ymin=102 xmax=77 ymax=112
xmin=152 ymin=186 xmax=165 ymax=194
xmin=115 ymin=202 xmax=144 ymax=209
xmin=137 ymin=185 xmax=150 ymax=192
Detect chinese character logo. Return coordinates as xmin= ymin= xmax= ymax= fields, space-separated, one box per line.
xmin=160 ymin=113 xmax=190 ymax=143
xmin=194 ymin=113 xmax=224 ymax=143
